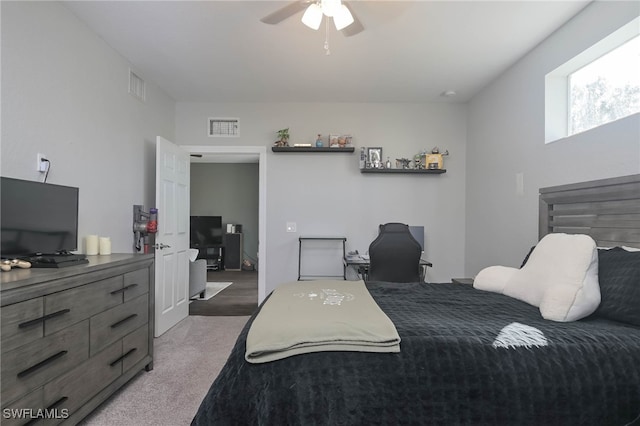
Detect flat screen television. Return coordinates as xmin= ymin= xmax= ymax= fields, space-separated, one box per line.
xmin=1 ymin=177 xmax=80 ymax=258
xmin=190 ymin=216 xmax=223 ymax=247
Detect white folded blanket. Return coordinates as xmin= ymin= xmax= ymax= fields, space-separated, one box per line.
xmin=245 ymin=280 xmax=401 ymax=363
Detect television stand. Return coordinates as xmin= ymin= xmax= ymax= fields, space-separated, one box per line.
xmin=194 ymin=246 xmax=224 ymax=271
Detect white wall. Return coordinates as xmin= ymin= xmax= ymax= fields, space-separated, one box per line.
xmin=177 ymin=102 xmax=467 ymax=293
xmin=465 ymin=1 xmax=640 ymax=275
xmin=1 ymin=1 xmax=176 ymax=254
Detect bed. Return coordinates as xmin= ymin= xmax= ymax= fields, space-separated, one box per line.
xmin=192 ymin=174 xmax=640 ymax=425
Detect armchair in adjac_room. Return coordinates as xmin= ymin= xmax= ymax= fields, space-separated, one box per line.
xmin=189 ymin=249 xmax=207 ymax=299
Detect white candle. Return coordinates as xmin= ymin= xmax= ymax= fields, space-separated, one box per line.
xmin=99 ymin=237 xmax=112 ymax=255
xmin=86 ymin=235 xmax=99 ymax=255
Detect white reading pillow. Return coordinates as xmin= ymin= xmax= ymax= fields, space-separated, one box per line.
xmin=474 ymin=266 xmax=518 ymax=294
xmin=503 ymin=233 xmax=600 ymax=322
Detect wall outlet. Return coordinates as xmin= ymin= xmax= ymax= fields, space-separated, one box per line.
xmin=286 ymin=222 xmax=297 ymax=233
xmin=37 ymin=153 xmax=48 ymax=172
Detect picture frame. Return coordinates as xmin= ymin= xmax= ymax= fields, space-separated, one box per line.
xmin=329 ymin=134 xmax=340 ymax=147
xmin=367 ymin=147 xmax=382 ymax=167
xmin=341 ymin=135 xmax=353 ymax=147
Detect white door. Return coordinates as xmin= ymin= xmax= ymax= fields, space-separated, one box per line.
xmin=154 ymin=136 xmax=190 ymax=337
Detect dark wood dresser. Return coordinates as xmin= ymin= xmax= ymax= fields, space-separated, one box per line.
xmin=1 ymin=254 xmax=154 ymax=425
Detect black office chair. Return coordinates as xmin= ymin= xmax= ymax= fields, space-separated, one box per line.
xmin=367 ymin=223 xmax=422 ymax=282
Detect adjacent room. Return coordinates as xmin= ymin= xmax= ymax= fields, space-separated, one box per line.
xmin=1 ymin=1 xmax=638 ymax=424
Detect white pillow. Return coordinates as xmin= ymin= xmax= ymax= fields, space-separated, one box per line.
xmin=475 ymin=233 xmax=600 ymax=322
xmin=474 ymin=266 xmax=518 ymax=293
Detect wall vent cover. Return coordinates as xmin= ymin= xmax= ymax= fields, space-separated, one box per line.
xmin=208 ymin=117 xmax=239 ymax=137
xmin=129 ymin=70 xmax=146 ymax=102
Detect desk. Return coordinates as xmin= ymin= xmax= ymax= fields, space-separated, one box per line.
xmin=344 ymin=255 xmax=432 ymax=281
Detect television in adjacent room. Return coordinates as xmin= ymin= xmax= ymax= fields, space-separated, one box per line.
xmin=190 ymin=216 xmax=223 ymax=247
xmin=1 ymin=177 xmax=80 ymax=258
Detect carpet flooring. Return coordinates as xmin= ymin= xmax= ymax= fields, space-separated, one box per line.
xmin=188 ymin=270 xmax=258 ymax=316
xmin=79 ymin=316 xmax=249 ymax=426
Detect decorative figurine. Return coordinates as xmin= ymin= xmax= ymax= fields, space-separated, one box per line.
xmin=425 ymin=147 xmax=450 ymax=170
xmin=396 ymin=158 xmax=411 ymax=169
xmin=413 ymin=153 xmax=425 ymax=169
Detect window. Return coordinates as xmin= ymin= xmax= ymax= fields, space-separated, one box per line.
xmin=545 ymin=17 xmax=640 ymax=143
xmin=569 ymin=35 xmax=639 ymax=135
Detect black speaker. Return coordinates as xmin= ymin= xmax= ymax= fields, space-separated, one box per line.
xmin=224 ymin=233 xmax=243 ymax=271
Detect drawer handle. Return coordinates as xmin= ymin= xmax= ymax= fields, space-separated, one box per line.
xmin=110 ymin=314 xmax=138 ymax=329
xmin=47 ymin=396 xmax=68 ymax=410
xmin=18 ymin=309 xmax=71 ymax=329
xmin=109 ymin=348 xmax=138 ymax=367
xmin=17 ymin=350 xmax=68 ymax=378
xmin=110 ymin=283 xmax=139 ymax=295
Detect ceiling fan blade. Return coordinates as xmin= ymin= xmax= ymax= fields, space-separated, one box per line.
xmin=340 ymin=2 xmax=364 ymax=37
xmin=260 ymin=1 xmax=311 ymax=25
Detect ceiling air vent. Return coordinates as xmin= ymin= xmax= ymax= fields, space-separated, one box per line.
xmin=129 ymin=69 xmax=146 ymax=102
xmin=208 ymin=117 xmax=239 ymax=137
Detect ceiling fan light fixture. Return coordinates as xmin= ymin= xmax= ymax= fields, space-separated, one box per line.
xmin=333 ymin=4 xmax=354 ymax=31
xmin=321 ymin=0 xmax=342 ymax=17
xmin=301 ymin=3 xmax=323 ymax=30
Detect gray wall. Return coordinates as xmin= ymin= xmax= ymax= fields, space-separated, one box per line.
xmin=465 ymin=1 xmax=640 ymax=275
xmin=190 ymin=163 xmax=259 ymax=264
xmin=176 ymin=102 xmax=467 ymax=293
xmin=1 ymin=1 xmax=176 ymax=254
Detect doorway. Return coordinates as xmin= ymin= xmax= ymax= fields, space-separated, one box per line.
xmin=182 ymin=145 xmax=267 ymax=308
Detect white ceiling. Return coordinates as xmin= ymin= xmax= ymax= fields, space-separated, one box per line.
xmin=63 ymin=0 xmax=590 ymax=104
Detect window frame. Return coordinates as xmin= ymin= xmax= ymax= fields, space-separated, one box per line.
xmin=545 ymin=17 xmax=639 ymax=144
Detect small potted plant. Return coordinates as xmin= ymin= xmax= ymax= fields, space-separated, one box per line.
xmin=274 ymin=128 xmax=290 ymax=147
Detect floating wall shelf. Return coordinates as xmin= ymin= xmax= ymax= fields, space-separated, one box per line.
xmin=272 ymin=147 xmax=355 ymax=153
xmin=360 ymin=168 xmax=446 ymax=174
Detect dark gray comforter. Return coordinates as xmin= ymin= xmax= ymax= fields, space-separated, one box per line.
xmin=192 ymin=281 xmax=640 ymax=425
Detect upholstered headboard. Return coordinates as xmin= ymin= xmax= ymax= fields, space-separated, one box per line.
xmin=539 ymin=174 xmax=640 ymax=248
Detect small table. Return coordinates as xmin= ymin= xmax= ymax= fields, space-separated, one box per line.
xmin=451 ymin=278 xmax=474 ymax=285
xmin=344 ymin=255 xmax=432 ymax=281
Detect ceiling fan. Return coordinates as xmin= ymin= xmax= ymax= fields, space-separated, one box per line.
xmin=260 ymin=0 xmax=364 ymax=37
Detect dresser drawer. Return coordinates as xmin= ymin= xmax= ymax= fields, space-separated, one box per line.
xmin=89 ymin=294 xmax=148 ymax=356
xmin=44 ymin=276 xmax=123 ymax=336
xmin=1 ymin=321 xmax=89 ymax=404
xmin=0 ymin=387 xmax=43 ymax=426
xmin=1 ymin=298 xmax=44 ymax=353
xmin=123 ymin=268 xmax=149 ymax=302
xmin=122 ymin=324 xmax=149 ymax=372
xmin=43 ymin=340 xmax=122 ymax=423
